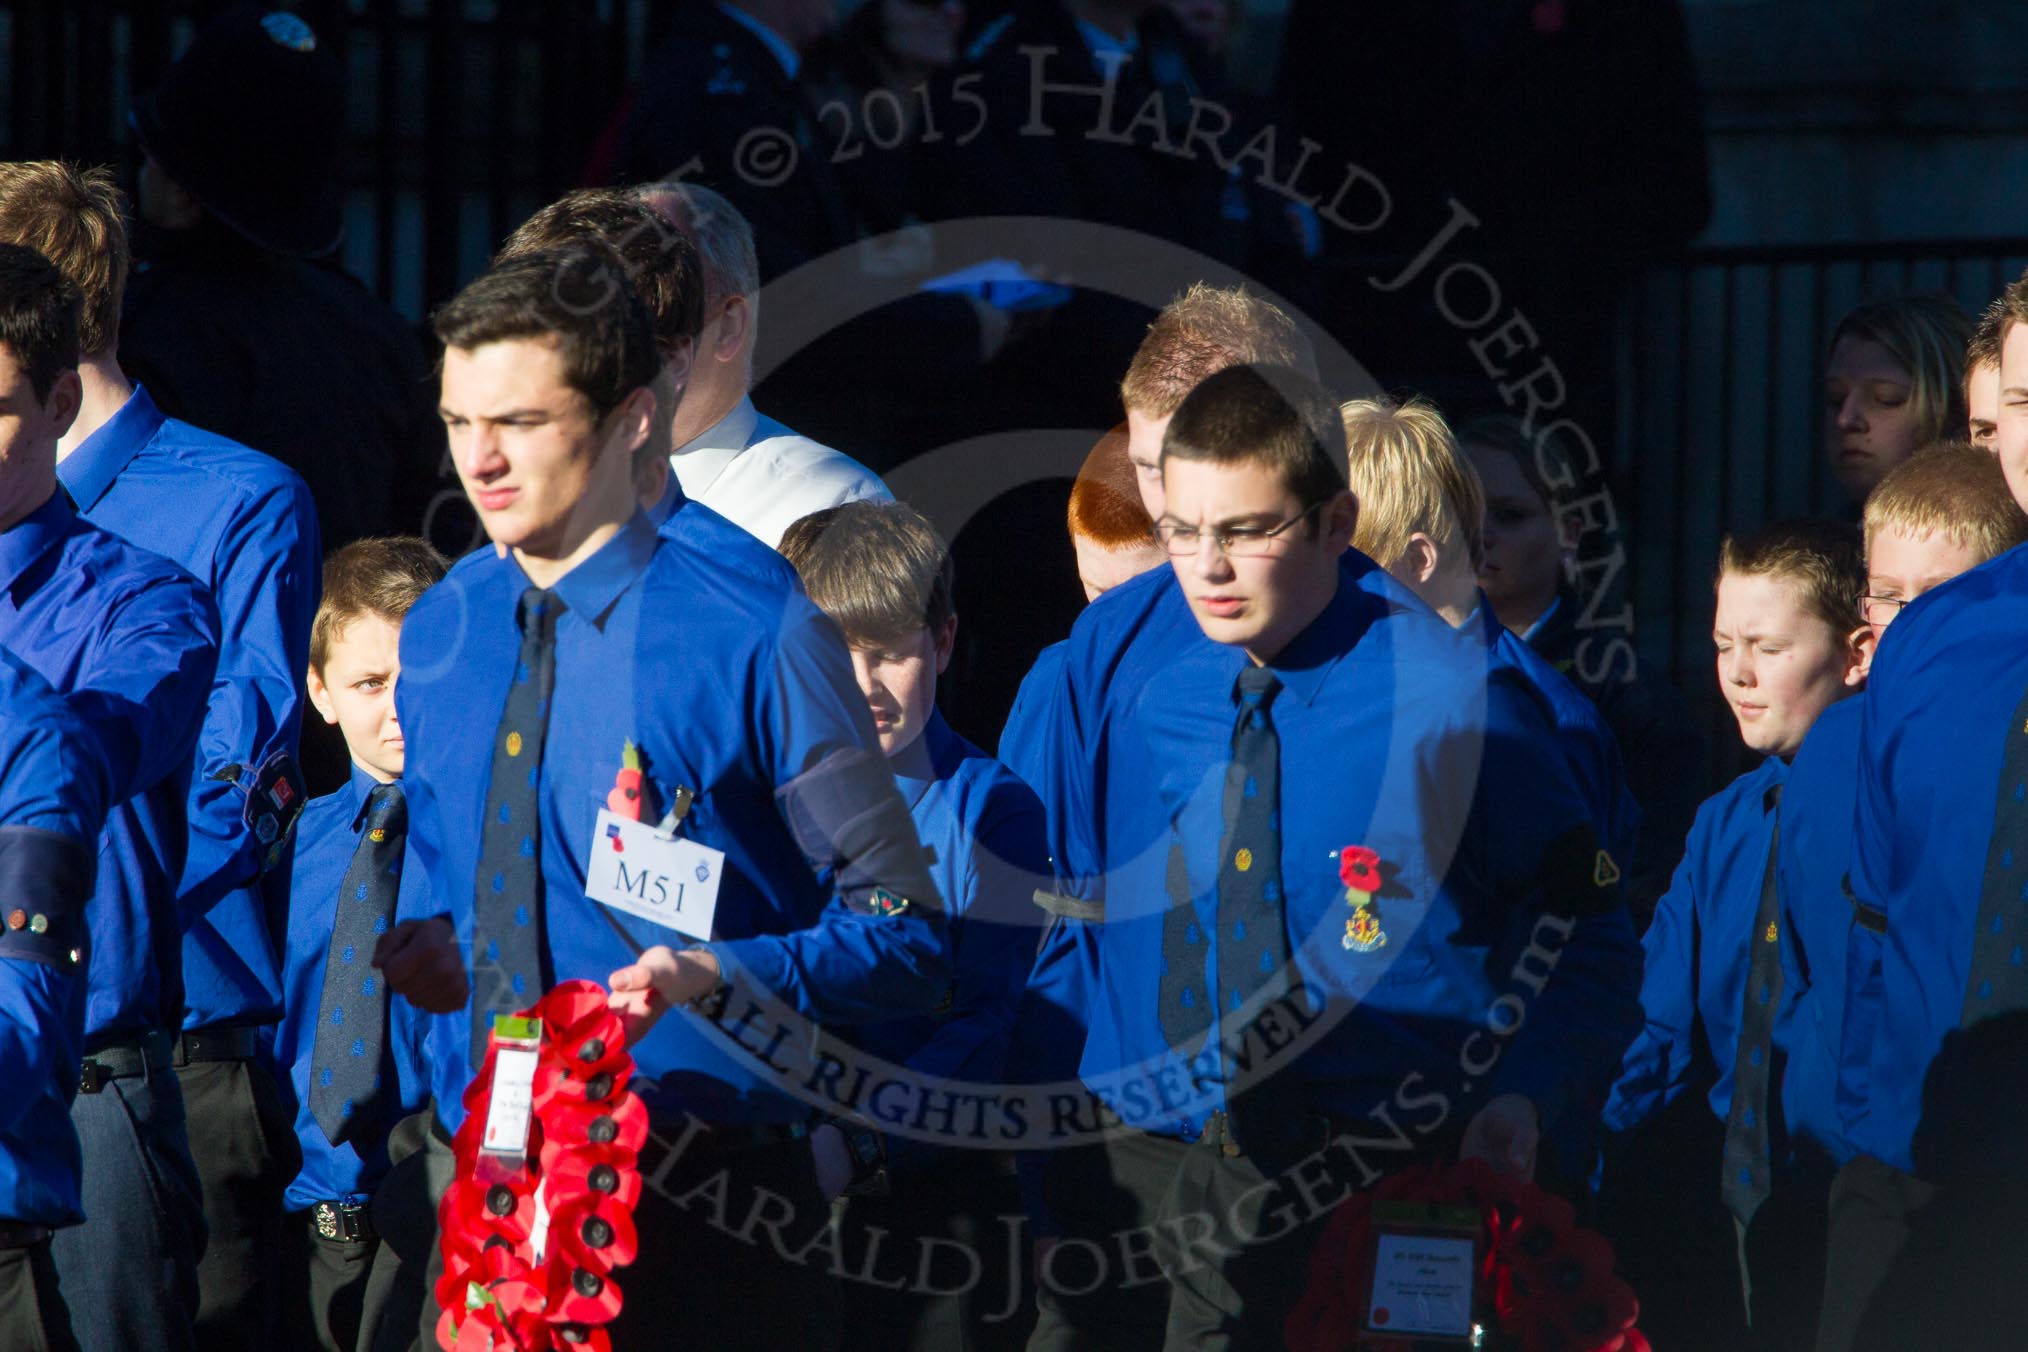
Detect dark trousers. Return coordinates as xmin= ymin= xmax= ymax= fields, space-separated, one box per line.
xmin=1737 ymin=1185 xmax=1829 ymax=1351
xmin=179 ymin=1052 xmax=300 ymax=1350
xmin=1815 ymin=1155 xmax=1932 ymax=1352
xmin=836 ymin=1152 xmax=1022 ymax=1352
xmin=1027 ymin=1127 xmax=1368 ymax=1352
xmin=0 ymin=1241 xmax=80 ymax=1352
xmin=410 ymin=1111 xmax=842 ymax=1352
xmin=49 ymin=1060 xmax=206 ymax=1352
xmin=284 ymin=1112 xmax=435 ymax=1352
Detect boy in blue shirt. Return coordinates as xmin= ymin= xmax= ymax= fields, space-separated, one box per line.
xmin=1816 ymin=274 xmax=2028 ymax=1349
xmin=0 ymin=159 xmax=323 ymax=1348
xmin=1603 ymin=518 xmax=1866 ymax=1349
xmin=0 ymin=242 xmax=221 ymax=1352
xmin=1340 ymin=394 xmax=1640 ymax=1204
xmin=1779 ymin=446 xmax=2025 ymax=1190
xmin=388 ymin=242 xmax=947 ymax=1348
xmin=781 ymin=499 xmax=1049 ymax=1352
xmin=0 ymin=648 xmax=110 ymax=1352
xmin=274 ymin=537 xmax=448 ymax=1352
xmin=1031 ymin=363 xmax=1640 ymax=1348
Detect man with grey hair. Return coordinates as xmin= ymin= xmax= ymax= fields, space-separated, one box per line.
xmin=634 ymin=179 xmax=891 ymax=549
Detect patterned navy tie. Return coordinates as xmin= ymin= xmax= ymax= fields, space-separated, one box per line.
xmin=1959 ymin=684 xmax=2028 ymax=1025
xmin=1158 ymin=666 xmax=1290 ymax=1049
xmin=470 ymin=587 xmax=562 ymax=1062
xmin=309 ymin=781 xmax=406 ymax=1146
xmin=1721 ymin=781 xmax=1782 ymax=1224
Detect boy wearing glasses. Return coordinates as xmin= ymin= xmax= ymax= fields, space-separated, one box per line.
xmin=1799 ymin=443 xmax=2027 ymax=1352
xmin=1026 ymin=364 xmax=1640 ymax=1348
xmin=1603 ymin=519 xmax=1867 ymax=1348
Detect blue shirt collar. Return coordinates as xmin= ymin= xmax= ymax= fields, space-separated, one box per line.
xmin=347 ymin=763 xmax=400 ymax=829
xmin=1255 ymin=562 xmax=1387 ymax=708
xmin=0 ymin=490 xmax=75 ymax=595
xmin=716 ymin=2 xmax=800 ymax=79
xmin=531 ymin=510 xmax=659 ymax=629
xmin=1520 ymin=592 xmax=1563 ymax=642
xmin=646 ymin=472 xmax=688 ymax=529
xmin=58 ymin=384 xmax=164 ymax=512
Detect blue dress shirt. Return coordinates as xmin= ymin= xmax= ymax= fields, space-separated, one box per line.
xmin=60 ymin=384 xmax=320 ymax=1034
xmin=1473 ymin=598 xmax=1641 ymax=875
xmin=996 ymin=639 xmax=1067 ymax=797
xmin=1776 ymin=696 xmax=1875 ymax=1165
xmin=849 ymin=711 xmax=1047 ymax=1170
xmin=1049 ymin=554 xmax=1640 ymax=1140
xmin=399 ymin=509 xmax=949 ymax=1132
xmin=1848 ymin=544 xmax=2028 ymax=1174
xmin=0 ymin=490 xmax=218 ymax=1041
xmin=275 ymin=767 xmax=434 ymax=1210
xmin=0 ymin=648 xmax=110 ymax=1224
xmin=1605 ymin=753 xmax=1839 ymax=1191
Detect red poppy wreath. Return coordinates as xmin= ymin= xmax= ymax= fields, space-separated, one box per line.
xmin=435 ymin=980 xmax=645 ymax=1351
xmin=1286 ymin=1159 xmax=1646 ymax=1352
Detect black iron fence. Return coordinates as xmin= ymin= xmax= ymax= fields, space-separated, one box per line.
xmin=10 ymin=4 xmax=2028 ymax=780
xmin=1618 ymin=238 xmax=2028 ymax=781
xmin=2 ymin=0 xmax=647 ymax=319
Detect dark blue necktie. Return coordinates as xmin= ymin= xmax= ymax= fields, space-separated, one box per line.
xmin=1158 ymin=666 xmax=1290 ymax=1049
xmin=470 ymin=587 xmax=561 ymax=1061
xmin=310 ymin=781 xmax=406 ymax=1146
xmin=1959 ymin=683 xmax=2028 ymax=1025
xmin=1721 ymin=781 xmax=1782 ymax=1223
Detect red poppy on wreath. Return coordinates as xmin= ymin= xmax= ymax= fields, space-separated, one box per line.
xmin=434 ymin=980 xmax=643 ymax=1351
xmin=1337 ymin=845 xmax=1383 ymax=893
xmin=1285 ymin=1159 xmax=1644 ymax=1352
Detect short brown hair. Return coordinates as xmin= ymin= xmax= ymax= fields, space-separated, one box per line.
xmin=1968 ymin=296 xmax=2005 ymax=383
xmin=1341 ymin=396 xmax=1484 ymax=571
xmin=1717 ymin=518 xmax=1865 ymax=633
xmin=1120 ymin=284 xmax=1316 ymax=418
xmin=0 ymin=243 xmax=82 ymax=402
xmin=1163 ymin=363 xmax=1347 ymax=510
xmin=1067 ymin=424 xmax=1153 ymax=550
xmin=432 ymin=242 xmax=658 ymax=423
xmin=779 ymin=501 xmax=954 ymax=647
xmin=309 ymin=536 xmax=448 ymax=672
xmin=497 ymin=189 xmax=705 ymax=355
xmin=2001 ymin=266 xmax=2028 ymax=354
xmin=0 ymin=161 xmax=127 ymax=357
xmin=1863 ymin=440 xmax=2028 ymax=565
xmin=1829 ymin=293 xmax=1975 ymax=449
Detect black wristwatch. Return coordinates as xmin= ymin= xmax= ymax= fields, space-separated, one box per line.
xmin=680 ymin=944 xmax=730 ymax=1019
xmin=829 ymin=1116 xmax=890 ymax=1199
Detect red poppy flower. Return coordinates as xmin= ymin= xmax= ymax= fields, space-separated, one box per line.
xmin=1338 ymin=845 xmax=1383 ymax=892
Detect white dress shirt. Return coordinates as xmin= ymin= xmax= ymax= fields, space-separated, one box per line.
xmin=669 ymin=396 xmax=892 ymax=548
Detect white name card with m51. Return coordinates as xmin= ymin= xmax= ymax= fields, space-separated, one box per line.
xmin=583 ymin=808 xmax=723 ymax=940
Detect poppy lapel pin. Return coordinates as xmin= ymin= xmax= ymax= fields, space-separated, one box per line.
xmin=1334 ymin=845 xmax=1388 ymax=952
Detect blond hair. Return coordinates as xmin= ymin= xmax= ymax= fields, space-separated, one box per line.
xmin=0 ymin=161 xmax=128 ymax=357
xmin=1341 ymin=396 xmax=1484 ymax=571
xmin=1829 ymin=293 xmax=1975 ymax=449
xmin=1119 ymin=283 xmax=1315 ymax=418
xmin=1863 ymin=441 xmax=2028 ymax=565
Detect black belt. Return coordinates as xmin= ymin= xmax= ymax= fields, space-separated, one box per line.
xmin=1843 ymin=874 xmax=1889 ymax=935
xmin=0 ymin=1221 xmax=52 ymax=1250
xmin=173 ymin=1025 xmax=265 ymax=1066
xmin=637 ymin=1119 xmax=807 ymax=1177
xmin=310 ymin=1200 xmax=375 ymax=1244
xmin=78 ymin=1029 xmax=176 ymax=1095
